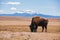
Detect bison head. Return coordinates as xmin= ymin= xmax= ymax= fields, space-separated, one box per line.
xmin=29 ymin=24 xmax=34 ymax=32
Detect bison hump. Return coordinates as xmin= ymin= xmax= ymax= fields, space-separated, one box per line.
xmin=32 ymin=16 xmax=48 ymax=23
xmin=33 ymin=16 xmax=41 ymax=23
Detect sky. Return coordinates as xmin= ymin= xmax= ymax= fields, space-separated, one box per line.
xmin=0 ymin=0 xmax=60 ymax=16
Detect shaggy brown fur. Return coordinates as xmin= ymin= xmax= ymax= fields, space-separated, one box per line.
xmin=30 ymin=16 xmax=48 ymax=32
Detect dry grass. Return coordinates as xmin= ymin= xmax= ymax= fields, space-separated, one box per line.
xmin=0 ymin=16 xmax=60 ymax=40
xmin=0 ymin=31 xmax=60 ymax=40
xmin=0 ymin=25 xmax=60 ymax=33
xmin=0 ymin=17 xmax=60 ymax=33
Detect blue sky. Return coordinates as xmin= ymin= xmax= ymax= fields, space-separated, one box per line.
xmin=0 ymin=0 xmax=60 ymax=16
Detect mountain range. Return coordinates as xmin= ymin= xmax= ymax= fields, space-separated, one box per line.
xmin=0 ymin=13 xmax=60 ymax=18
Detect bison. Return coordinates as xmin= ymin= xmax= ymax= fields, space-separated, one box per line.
xmin=30 ymin=16 xmax=48 ymax=32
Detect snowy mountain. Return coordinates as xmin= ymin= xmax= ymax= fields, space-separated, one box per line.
xmin=0 ymin=13 xmax=60 ymax=18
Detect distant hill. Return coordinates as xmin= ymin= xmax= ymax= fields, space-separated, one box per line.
xmin=0 ymin=13 xmax=60 ymax=18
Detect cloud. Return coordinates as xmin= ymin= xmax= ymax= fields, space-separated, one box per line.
xmin=1 ymin=2 xmax=21 ymax=5
xmin=10 ymin=7 xmax=17 ymax=10
xmin=15 ymin=10 xmax=36 ymax=14
xmin=25 ymin=10 xmax=36 ymax=13
xmin=0 ymin=10 xmax=4 ymax=13
xmin=16 ymin=10 xmax=36 ymax=14
xmin=17 ymin=11 xmax=24 ymax=13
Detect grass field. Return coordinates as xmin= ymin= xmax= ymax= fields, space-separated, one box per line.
xmin=0 ymin=17 xmax=60 ymax=33
xmin=0 ymin=16 xmax=60 ymax=40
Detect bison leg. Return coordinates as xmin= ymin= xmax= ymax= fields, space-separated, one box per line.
xmin=33 ymin=25 xmax=38 ymax=32
xmin=31 ymin=28 xmax=34 ymax=32
xmin=30 ymin=26 xmax=34 ymax=32
xmin=45 ymin=26 xmax=47 ymax=32
xmin=30 ymin=28 xmax=33 ymax=32
xmin=30 ymin=25 xmax=34 ymax=32
xmin=42 ymin=26 xmax=44 ymax=32
xmin=33 ymin=25 xmax=36 ymax=32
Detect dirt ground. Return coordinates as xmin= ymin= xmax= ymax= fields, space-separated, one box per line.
xmin=0 ymin=31 xmax=60 ymax=40
xmin=0 ymin=16 xmax=60 ymax=40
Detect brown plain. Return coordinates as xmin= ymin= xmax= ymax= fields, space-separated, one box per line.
xmin=0 ymin=16 xmax=60 ymax=40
